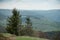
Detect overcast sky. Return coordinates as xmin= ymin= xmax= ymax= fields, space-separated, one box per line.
xmin=0 ymin=0 xmax=60 ymax=10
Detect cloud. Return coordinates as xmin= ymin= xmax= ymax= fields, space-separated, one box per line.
xmin=0 ymin=0 xmax=11 ymax=2
xmin=0 ymin=0 xmax=60 ymax=10
xmin=57 ymin=0 xmax=60 ymax=2
xmin=0 ymin=0 xmax=21 ymax=3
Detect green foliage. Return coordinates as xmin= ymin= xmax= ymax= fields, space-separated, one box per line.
xmin=6 ymin=8 xmax=21 ymax=36
xmin=19 ymin=25 xmax=26 ymax=36
xmin=19 ymin=17 xmax=33 ymax=36
xmin=6 ymin=8 xmax=33 ymax=36
xmin=25 ymin=17 xmax=33 ymax=36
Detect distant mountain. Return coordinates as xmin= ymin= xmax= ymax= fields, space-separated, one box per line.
xmin=0 ymin=9 xmax=60 ymax=32
xmin=0 ymin=9 xmax=60 ymax=22
xmin=21 ymin=10 xmax=60 ymax=22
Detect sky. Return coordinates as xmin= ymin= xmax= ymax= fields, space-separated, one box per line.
xmin=0 ymin=0 xmax=60 ymax=10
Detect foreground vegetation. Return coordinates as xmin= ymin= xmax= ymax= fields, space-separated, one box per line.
xmin=16 ymin=36 xmax=49 ymax=40
xmin=0 ymin=33 xmax=49 ymax=40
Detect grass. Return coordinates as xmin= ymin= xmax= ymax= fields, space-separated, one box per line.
xmin=1 ymin=33 xmax=49 ymax=40
xmin=16 ymin=36 xmax=49 ymax=40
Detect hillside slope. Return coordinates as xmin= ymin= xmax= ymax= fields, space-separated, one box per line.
xmin=0 ymin=9 xmax=60 ymax=32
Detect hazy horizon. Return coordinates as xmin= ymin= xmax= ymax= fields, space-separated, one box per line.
xmin=0 ymin=8 xmax=60 ymax=10
xmin=0 ymin=0 xmax=60 ymax=10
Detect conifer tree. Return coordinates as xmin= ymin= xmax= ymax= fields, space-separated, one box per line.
xmin=6 ymin=8 xmax=21 ymax=36
xmin=25 ymin=17 xmax=33 ymax=36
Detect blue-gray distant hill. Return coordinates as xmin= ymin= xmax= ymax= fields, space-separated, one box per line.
xmin=0 ymin=9 xmax=60 ymax=32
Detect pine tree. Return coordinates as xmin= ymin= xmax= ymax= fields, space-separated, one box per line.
xmin=6 ymin=8 xmax=21 ymax=36
xmin=25 ymin=17 xmax=33 ymax=36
